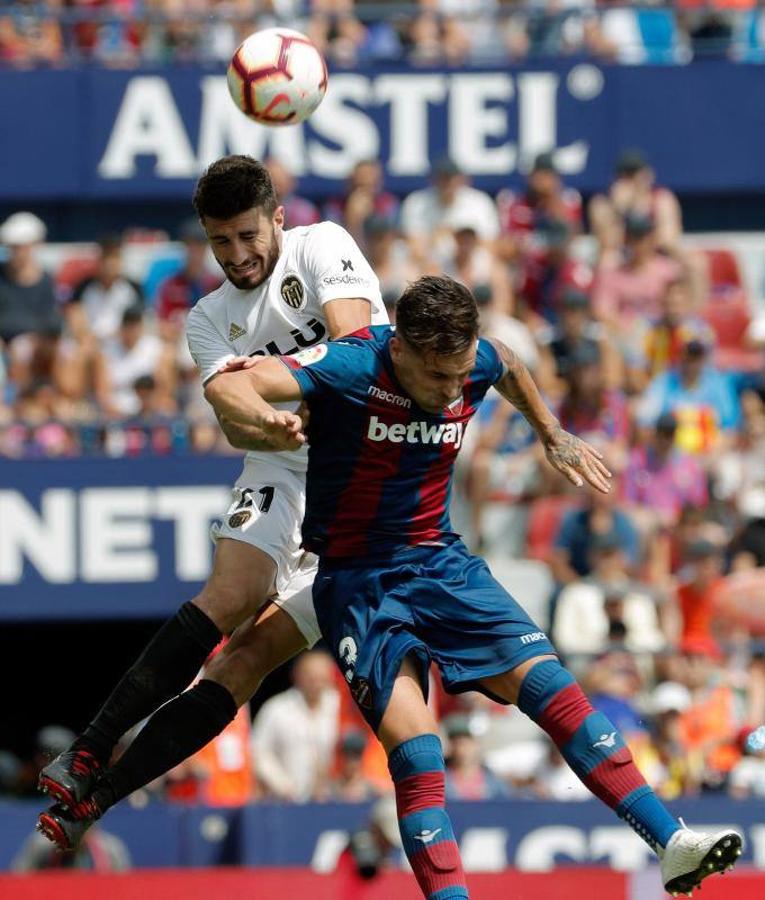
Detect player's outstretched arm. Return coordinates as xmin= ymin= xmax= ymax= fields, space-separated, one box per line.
xmin=204 ymin=358 xmax=306 ymax=451
xmin=489 ymin=338 xmax=612 ymax=494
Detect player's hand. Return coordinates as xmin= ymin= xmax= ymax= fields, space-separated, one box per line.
xmin=218 ymin=355 xmax=259 ymax=373
xmin=260 ymin=409 xmax=306 ymax=451
xmin=544 ymin=426 xmax=611 ymax=493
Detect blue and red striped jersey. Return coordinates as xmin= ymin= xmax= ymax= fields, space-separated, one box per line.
xmin=282 ymin=325 xmax=504 ymax=558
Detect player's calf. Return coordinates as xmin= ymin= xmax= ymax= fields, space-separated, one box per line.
xmin=389 ymin=734 xmax=468 ymax=900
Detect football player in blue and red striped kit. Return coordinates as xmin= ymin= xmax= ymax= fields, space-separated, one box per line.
xmin=194 ymin=276 xmax=739 ymax=898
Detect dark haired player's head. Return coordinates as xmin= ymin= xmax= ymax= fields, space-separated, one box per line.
xmin=193 ymin=155 xmax=283 ymax=290
xmin=391 ymin=276 xmax=480 ymax=414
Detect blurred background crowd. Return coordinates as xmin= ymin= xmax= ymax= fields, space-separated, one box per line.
xmin=2 ymin=145 xmax=765 ymax=814
xmin=3 ymin=0 xmax=765 ymax=68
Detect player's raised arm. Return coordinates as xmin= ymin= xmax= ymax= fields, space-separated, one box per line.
xmin=489 ymin=338 xmax=612 ymax=494
xmin=204 ymin=357 xmax=306 ymax=451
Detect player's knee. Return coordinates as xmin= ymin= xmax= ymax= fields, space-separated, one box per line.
xmin=205 ymin=643 xmax=268 ymax=707
xmin=192 ymin=583 xmax=266 ymax=634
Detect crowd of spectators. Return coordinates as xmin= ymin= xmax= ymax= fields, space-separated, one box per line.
xmin=2 ymin=146 xmax=765 ymax=805
xmin=0 ymin=0 xmax=762 ymax=68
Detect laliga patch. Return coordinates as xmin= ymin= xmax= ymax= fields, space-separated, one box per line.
xmin=292 ymin=343 xmax=328 ymax=366
xmin=228 ymin=510 xmax=252 ymax=528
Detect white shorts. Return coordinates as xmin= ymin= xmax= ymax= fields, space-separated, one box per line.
xmin=211 ymin=457 xmax=321 ymax=646
xmin=271 ymin=551 xmax=321 ymax=647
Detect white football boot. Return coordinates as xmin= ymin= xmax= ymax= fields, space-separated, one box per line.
xmin=658 ymin=820 xmax=744 ymax=896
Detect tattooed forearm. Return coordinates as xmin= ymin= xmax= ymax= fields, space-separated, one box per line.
xmin=490 ymin=339 xmax=559 ymax=442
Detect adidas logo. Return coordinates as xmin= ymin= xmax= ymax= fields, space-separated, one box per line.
xmin=228 ymin=322 xmax=246 ymax=341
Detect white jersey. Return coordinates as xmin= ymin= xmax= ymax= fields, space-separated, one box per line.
xmin=186 ymin=221 xmax=387 ymax=472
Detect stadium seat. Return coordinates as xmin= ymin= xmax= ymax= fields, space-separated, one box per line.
xmin=637 ymin=9 xmax=681 ymax=64
xmin=142 ymin=251 xmax=185 ymax=307
xmin=525 ymin=495 xmax=580 ymax=562
xmin=701 ymin=289 xmax=764 ymax=372
xmin=703 ymin=247 xmax=743 ymax=291
xmin=55 ymin=254 xmax=97 ymax=297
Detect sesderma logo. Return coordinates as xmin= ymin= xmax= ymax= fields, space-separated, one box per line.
xmin=367 ymin=415 xmax=464 ymax=448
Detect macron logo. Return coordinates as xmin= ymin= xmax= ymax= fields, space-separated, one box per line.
xmin=414 ymin=828 xmax=442 ymax=844
xmin=520 ymin=632 xmax=547 ymax=646
xmin=592 ymin=732 xmax=618 ymax=750
xmin=367 ymin=415 xmax=464 ymax=448
xmin=368 ymin=385 xmax=411 ymax=408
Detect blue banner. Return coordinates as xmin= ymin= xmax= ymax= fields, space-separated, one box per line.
xmin=0 ymin=456 xmax=241 ymax=621
xmin=1 ymin=796 xmax=763 ymax=871
xmin=2 ymin=62 xmax=765 ymax=201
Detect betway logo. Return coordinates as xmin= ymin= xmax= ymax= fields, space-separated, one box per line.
xmin=367 ymin=415 xmax=464 ymax=448
xmin=367 ymin=385 xmax=411 ymax=408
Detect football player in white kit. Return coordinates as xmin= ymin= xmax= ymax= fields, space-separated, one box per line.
xmin=37 ymin=155 xmax=388 ymax=850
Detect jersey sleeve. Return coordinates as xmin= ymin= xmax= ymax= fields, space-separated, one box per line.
xmin=279 ymin=339 xmax=364 ymax=400
xmin=302 ymin=222 xmax=383 ymax=308
xmin=185 ymin=306 xmax=235 ymax=385
xmin=477 ymin=338 xmax=506 ymax=385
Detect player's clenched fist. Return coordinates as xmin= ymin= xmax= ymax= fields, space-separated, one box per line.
xmin=259 ymin=409 xmax=306 ymax=451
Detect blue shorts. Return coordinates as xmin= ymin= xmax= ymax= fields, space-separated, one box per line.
xmin=313 ymin=538 xmax=557 ymax=732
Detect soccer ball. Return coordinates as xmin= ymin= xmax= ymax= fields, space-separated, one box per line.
xmin=227 ymin=28 xmax=328 ymax=127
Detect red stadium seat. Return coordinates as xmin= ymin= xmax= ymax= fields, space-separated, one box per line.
xmin=701 ymin=288 xmax=763 ymax=372
xmin=55 ymin=254 xmax=97 ymax=294
xmin=525 ymin=495 xmax=581 ymax=562
xmin=703 ymin=247 xmax=742 ymax=291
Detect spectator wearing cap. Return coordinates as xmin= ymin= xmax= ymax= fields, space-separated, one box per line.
xmin=325 ymin=159 xmax=399 ymax=246
xmin=537 ymin=288 xmax=622 ymax=399
xmin=553 ymin=531 xmax=666 ymax=659
xmin=622 ymin=412 xmax=708 ymax=530
xmin=326 ymin=731 xmax=381 ymax=802
xmin=556 ymin=340 xmax=629 ymax=471
xmin=438 ymin=218 xmax=513 ymax=315
xmin=637 ymin=324 xmax=740 ymax=458
xmin=94 ymin=306 xmax=176 ymax=418
xmin=0 ymin=212 xmax=61 ymax=349
xmin=264 ymin=157 xmax=321 ymax=229
xmin=443 ymin=715 xmax=509 ymax=801
xmin=65 ymin=234 xmax=143 ymax=344
xmin=399 ymin=157 xmax=500 ymax=268
xmin=592 ymin=212 xmax=683 ymax=358
xmin=496 ymin=151 xmax=583 ymax=263
xmin=517 ymin=217 xmax=592 ymax=327
xmin=589 ymin=148 xmax=683 ymax=258
xmin=648 ymin=682 xmax=700 ymax=799
xmin=156 ymin=218 xmax=221 ymax=339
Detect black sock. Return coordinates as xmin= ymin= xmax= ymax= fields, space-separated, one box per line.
xmin=90 ymin=679 xmax=238 ymax=813
xmin=76 ymin=602 xmax=222 ymax=764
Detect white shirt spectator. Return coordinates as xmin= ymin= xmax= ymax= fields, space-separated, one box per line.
xmin=401 ymin=184 xmax=500 ymax=242
xmin=251 ymin=651 xmax=340 ymax=802
xmin=69 ymin=276 xmax=143 ymax=341
xmin=102 ymin=332 xmax=164 ymax=416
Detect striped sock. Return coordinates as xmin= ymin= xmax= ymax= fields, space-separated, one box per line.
xmin=517 ymin=659 xmax=680 ymax=851
xmin=388 ymin=734 xmax=469 ymax=899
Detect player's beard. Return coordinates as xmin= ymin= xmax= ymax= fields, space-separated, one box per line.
xmin=225 ymin=230 xmax=281 ymax=290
